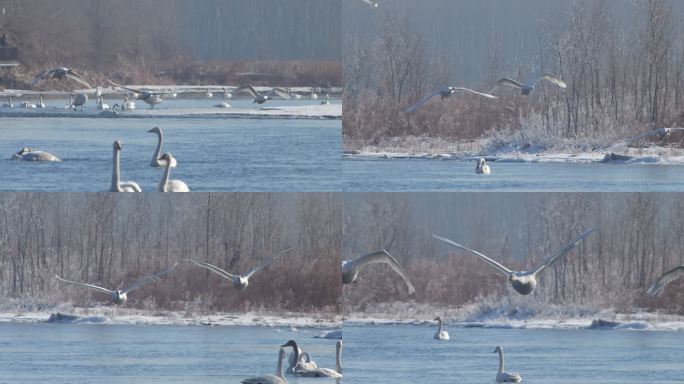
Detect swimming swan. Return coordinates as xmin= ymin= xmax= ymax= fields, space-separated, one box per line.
xmin=434 ymin=316 xmax=449 ymax=340
xmin=122 ymin=96 xmax=136 ymax=110
xmin=494 ymin=346 xmax=522 ymax=382
xmin=433 ymin=227 xmax=596 ymax=295
xmin=11 ymin=147 xmax=62 ymax=161
xmin=110 ymin=140 xmax=142 ymax=192
xmin=295 ymin=340 xmax=343 ymax=378
xmin=96 ymin=95 xmax=110 ymax=110
xmin=281 ymin=340 xmax=318 ymax=374
xmin=184 ymin=248 xmax=292 ymax=289
xmin=476 ymin=158 xmax=491 ymax=174
xmin=37 ymin=95 xmax=45 ymax=108
xmin=32 ymin=67 xmax=92 ymax=88
xmin=108 ymin=80 xmax=162 ymax=109
xmin=241 ymin=348 xmax=288 ymax=384
xmin=490 ymin=73 xmax=566 ymax=95
xmin=342 ymin=249 xmax=415 ymax=294
xmin=158 ymin=153 xmax=189 ymax=192
xmin=54 ymin=263 xmax=177 ymax=305
xmin=647 ymin=266 xmax=684 ymax=296
xmin=148 ymin=127 xmax=177 ymax=168
xmin=406 ymin=86 xmax=497 ymax=113
xmin=237 ymin=85 xmax=290 ymax=104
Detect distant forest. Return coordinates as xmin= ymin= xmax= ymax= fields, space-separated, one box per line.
xmin=0 ymin=0 xmax=341 ymax=88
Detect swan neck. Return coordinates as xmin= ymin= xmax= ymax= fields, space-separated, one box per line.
xmin=497 ymin=349 xmax=504 ymax=374
xmin=336 ymin=343 xmax=342 ymax=374
xmin=111 ymin=147 xmax=121 ymax=191
xmin=159 ymin=159 xmax=171 ymax=192
xmin=153 ymin=131 xmax=163 ymax=162
xmin=438 ymin=318 xmax=443 ymax=333
xmin=277 ymin=352 xmax=285 ymax=379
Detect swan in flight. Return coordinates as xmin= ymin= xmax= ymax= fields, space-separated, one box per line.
xmin=434 ymin=316 xmax=449 ymax=340
xmin=122 ymin=96 xmax=136 ymax=111
xmin=107 ymin=80 xmax=163 ymax=109
xmin=294 ymin=340 xmax=343 ymax=378
xmin=281 ymin=340 xmax=318 ymax=374
xmin=71 ymin=93 xmax=88 ymax=111
xmin=433 ymin=227 xmax=596 ymax=295
xmin=627 ymin=127 xmax=684 ymax=142
xmin=490 ymin=73 xmax=566 ymax=95
xmin=110 ymin=140 xmax=142 ymax=192
xmin=237 ymin=85 xmax=290 ymax=104
xmin=37 ymin=95 xmax=45 ymax=108
xmin=158 ymin=153 xmax=189 ymax=192
xmin=11 ymin=147 xmax=61 ymax=161
xmin=2 ymin=96 xmax=14 ymax=108
xmin=476 ymin=158 xmax=491 ymax=174
xmin=405 ymin=86 xmax=497 ymax=113
xmin=361 ymin=0 xmax=386 ymax=7
xmin=54 ymin=263 xmax=177 ymax=305
xmin=647 ymin=266 xmax=684 ymax=296
xmin=32 ymin=67 xmax=92 ymax=88
xmin=342 ymin=250 xmax=415 ymax=294
xmin=184 ymin=248 xmax=292 ymax=289
xmin=241 ymin=348 xmax=288 ymax=384
xmin=148 ymin=127 xmax=177 ymax=168
xmin=494 ymin=346 xmax=522 ymax=383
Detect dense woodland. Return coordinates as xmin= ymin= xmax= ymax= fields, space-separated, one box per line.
xmin=343 ymin=0 xmax=684 ymax=148
xmin=0 ymin=0 xmax=341 ymax=88
xmin=0 ymin=193 xmax=341 ymax=314
xmin=343 ymin=193 xmax=684 ymax=314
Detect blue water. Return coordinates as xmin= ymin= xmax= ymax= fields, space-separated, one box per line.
xmin=344 ymin=325 xmax=684 ymax=383
xmin=342 ymin=158 xmax=684 ymax=191
xmin=0 ymin=116 xmax=340 ymax=191
xmin=0 ymin=323 xmax=341 ymax=384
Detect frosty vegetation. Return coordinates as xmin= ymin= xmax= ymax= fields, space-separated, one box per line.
xmin=343 ymin=193 xmax=684 ymax=317
xmin=0 ymin=193 xmax=341 ymax=315
xmin=343 ymin=0 xmax=684 ymax=152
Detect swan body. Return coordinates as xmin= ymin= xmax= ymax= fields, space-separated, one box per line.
xmin=490 ymin=73 xmax=566 ymax=95
xmin=110 ymin=140 xmax=142 ymax=192
xmin=342 ymin=249 xmax=415 ymax=294
xmin=433 ymin=227 xmax=596 ymax=295
xmin=148 ymin=127 xmax=177 ymax=168
xmin=21 ymin=101 xmax=37 ymax=109
xmin=33 ymin=67 xmax=92 ymax=88
xmin=99 ymin=104 xmax=120 ymax=117
xmin=494 ymin=346 xmax=522 ymax=382
xmin=185 ymin=248 xmax=292 ymax=289
xmin=72 ymin=93 xmax=88 ymax=111
xmin=54 ymin=263 xmax=177 ymax=305
xmin=205 ymin=89 xmax=214 ymax=98
xmin=237 ymin=85 xmax=290 ymax=104
xmin=158 ymin=153 xmax=189 ymax=192
xmin=108 ymin=80 xmax=162 ymax=109
xmin=648 ymin=266 xmax=684 ymax=296
xmin=222 ymin=87 xmax=232 ymax=99
xmin=476 ymin=158 xmax=491 ymax=174
xmin=320 ymin=94 xmax=330 ymax=105
xmin=295 ymin=340 xmax=342 ymax=378
xmin=214 ymin=102 xmax=231 ymax=108
xmin=121 ymin=96 xmax=136 ymax=110
xmin=241 ymin=348 xmax=288 ymax=384
xmin=97 ymin=95 xmax=110 ymax=110
xmin=281 ymin=340 xmax=318 ymax=374
xmin=37 ymin=95 xmax=45 ymax=108
xmin=406 ymin=86 xmax=497 ymax=113
xmin=434 ymin=316 xmax=450 ymax=340
xmin=11 ymin=147 xmax=61 ymax=161
xmin=2 ymin=96 xmax=13 ymax=108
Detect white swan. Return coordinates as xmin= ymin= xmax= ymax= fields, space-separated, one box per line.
xmin=648 ymin=266 xmax=684 ymax=296
xmin=405 ymin=86 xmax=497 ymax=113
xmin=122 ymin=96 xmax=136 ymax=111
xmin=33 ymin=67 xmax=92 ymax=88
xmin=71 ymin=93 xmax=88 ymax=111
xmin=433 ymin=227 xmax=596 ymax=295
xmin=2 ymin=96 xmax=14 ymax=108
xmin=184 ymin=248 xmax=292 ymax=289
xmin=148 ymin=127 xmax=177 ymax=168
xmin=222 ymin=87 xmax=232 ymax=99
xmin=490 ymin=73 xmax=566 ymax=95
xmin=342 ymin=249 xmax=415 ymax=294
xmin=110 ymin=140 xmax=142 ymax=192
xmin=494 ymin=346 xmax=522 ymax=382
xmin=320 ymin=94 xmax=330 ymax=105
xmin=98 ymin=104 xmax=120 ymax=117
xmin=10 ymin=147 xmax=62 ymax=161
xmin=54 ymin=263 xmax=177 ymax=305
xmin=361 ymin=0 xmax=385 ymax=8
xmin=37 ymin=95 xmax=45 ymax=108
xmin=476 ymin=158 xmax=491 ymax=174
xmin=108 ymin=80 xmax=162 ymax=109
xmin=158 ymin=153 xmax=189 ymax=192
xmin=21 ymin=100 xmax=36 ymax=109
xmin=434 ymin=316 xmax=449 ymax=340
xmin=281 ymin=340 xmax=318 ymax=374
xmin=237 ymin=85 xmax=290 ymax=104
xmin=241 ymin=348 xmax=288 ymax=384
xmin=309 ymin=90 xmax=318 ymax=100
xmin=205 ymin=89 xmax=214 ymax=98
xmin=295 ymin=340 xmax=343 ymax=378
xmin=96 ymin=95 xmax=110 ymax=110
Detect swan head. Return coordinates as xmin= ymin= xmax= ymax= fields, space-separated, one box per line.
xmin=16 ymin=147 xmax=31 ymax=156
xmin=478 ymin=157 xmax=486 ymax=166
xmin=160 ymin=153 xmax=175 ymax=164
xmin=434 ymin=316 xmax=442 ymax=322
xmin=508 ymin=274 xmax=517 ymax=282
xmin=113 ymin=140 xmax=123 ymax=151
xmin=336 ymin=340 xmax=343 ymax=349
xmin=148 ymin=126 xmax=162 ymax=135
xmin=281 ymin=340 xmax=298 ymax=349
xmin=494 ymin=346 xmax=503 ymax=353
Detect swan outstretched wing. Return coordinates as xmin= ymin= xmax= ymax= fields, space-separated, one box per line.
xmin=489 ymin=78 xmax=524 ymax=93
xmin=647 ymin=266 xmax=684 ymax=296
xmin=405 ymin=90 xmax=443 ymax=113
xmin=533 ymin=226 xmax=597 ymax=276
xmin=432 ymin=234 xmax=513 ymax=275
xmin=63 ymin=70 xmax=92 ymax=88
xmin=121 ymin=263 xmax=178 ymax=294
xmin=533 ymin=73 xmax=567 ymax=89
xmin=451 ymin=87 xmax=498 ymax=99
xmin=348 ymin=250 xmax=415 ymax=294
xmin=244 ymin=248 xmax=293 ymax=279
xmin=184 ymin=259 xmax=236 ymax=280
xmin=55 ymin=275 xmax=115 ymax=294
xmin=271 ymin=87 xmax=291 ymax=99
xmin=107 ymin=80 xmax=149 ymax=95
xmin=237 ymin=85 xmax=260 ymax=98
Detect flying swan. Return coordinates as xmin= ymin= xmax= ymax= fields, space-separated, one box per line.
xmin=54 ymin=263 xmax=177 ymax=305
xmin=11 ymin=147 xmax=61 ymax=161
xmin=490 ymin=73 xmax=566 ymax=95
xmin=294 ymin=340 xmax=343 ymax=378
xmin=184 ymin=248 xmax=292 ymax=289
xmin=433 ymin=227 xmax=596 ymax=295
xmin=158 ymin=153 xmax=189 ymax=192
xmin=110 ymin=140 xmax=142 ymax=192
xmin=647 ymin=266 xmax=684 ymax=297
xmin=107 ymin=80 xmax=163 ymax=109
xmin=476 ymin=158 xmax=491 ymax=174
xmin=494 ymin=346 xmax=522 ymax=383
xmin=361 ymin=0 xmax=385 ymax=8
xmin=148 ymin=127 xmax=177 ymax=168
xmin=342 ymin=249 xmax=416 ymax=294
xmin=237 ymin=85 xmax=290 ymax=104
xmin=32 ymin=67 xmax=92 ymax=88
xmin=241 ymin=348 xmax=288 ymax=384
xmin=405 ymin=86 xmax=497 ymax=113
xmin=434 ymin=316 xmax=449 ymax=340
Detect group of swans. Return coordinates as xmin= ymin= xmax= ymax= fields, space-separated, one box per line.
xmin=342 ymin=249 xmax=415 ymax=294
xmin=237 ymin=85 xmax=290 ymax=104
xmin=280 ymin=340 xmax=343 ymax=378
